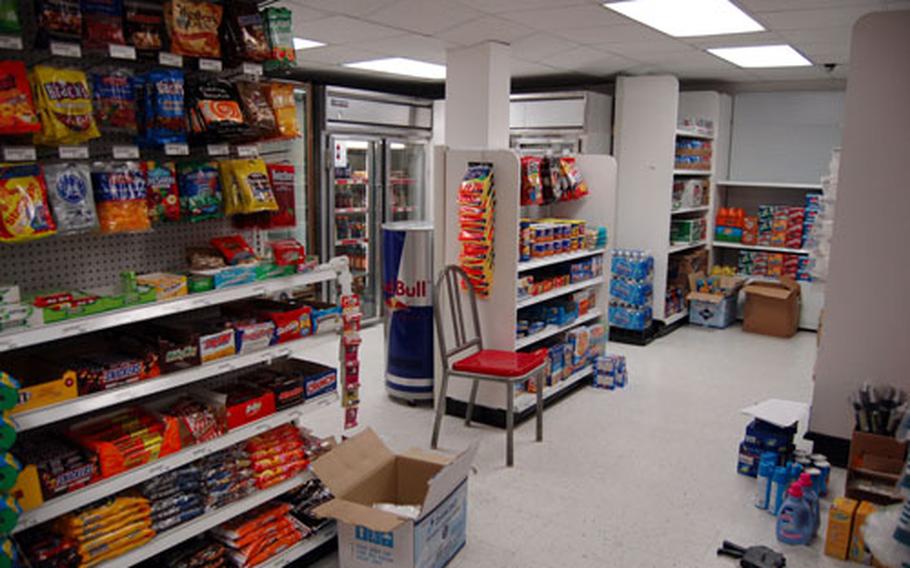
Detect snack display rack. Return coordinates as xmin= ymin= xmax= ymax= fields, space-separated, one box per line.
xmin=439 ymin=149 xmax=617 ymax=427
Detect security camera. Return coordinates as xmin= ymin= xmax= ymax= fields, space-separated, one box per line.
xmin=823 ymin=63 xmax=837 ymax=73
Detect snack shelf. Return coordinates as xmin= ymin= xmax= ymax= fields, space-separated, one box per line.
xmin=668 ymin=240 xmax=708 ymax=254
xmin=0 ymin=267 xmax=338 ymax=354
xmin=671 ymin=205 xmax=711 ymax=215
xmin=675 ymin=129 xmax=714 ymax=140
xmin=673 ymin=169 xmax=713 ymax=176
xmin=664 ymin=309 xmax=688 ymax=326
xmin=712 ymin=241 xmax=810 ymax=255
xmin=517 ymin=248 xmax=606 ymax=273
xmin=13 ymin=333 xmax=334 ymax=431
xmin=516 ymin=309 xmax=602 ymax=350
xmin=96 ymin=473 xmax=312 ymax=568
xmin=335 ymin=207 xmax=368 ymax=214
xmin=515 ymin=365 xmax=593 ymax=413
xmin=716 ymin=180 xmax=823 ymax=191
xmin=14 ymin=394 xmax=337 ymax=533
xmin=258 ymin=524 xmax=338 ymax=568
xmin=516 ymin=277 xmax=605 ymax=309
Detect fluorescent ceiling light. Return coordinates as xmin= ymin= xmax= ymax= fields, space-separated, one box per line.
xmin=293 ymin=37 xmax=325 ymax=50
xmin=343 ymin=141 xmax=370 ymax=150
xmin=708 ymin=44 xmax=812 ymax=67
xmin=344 ymin=57 xmax=446 ymax=80
xmin=390 ymin=143 xmax=406 ymax=150
xmin=603 ymin=0 xmax=764 ymax=37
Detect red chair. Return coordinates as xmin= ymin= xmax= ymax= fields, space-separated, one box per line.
xmin=432 ymin=265 xmax=546 ymax=467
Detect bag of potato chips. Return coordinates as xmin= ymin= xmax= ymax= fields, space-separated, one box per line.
xmin=32 ymin=66 xmax=101 ymax=146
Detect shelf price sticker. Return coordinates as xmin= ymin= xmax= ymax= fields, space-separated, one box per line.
xmin=199 ymin=58 xmax=222 ymax=72
xmin=0 ymin=35 xmax=23 ymax=50
xmin=207 ymin=143 xmax=230 ymax=157
xmin=159 ymin=52 xmax=183 ymax=67
xmin=59 ymin=146 xmax=89 ymax=160
xmin=3 ymin=146 xmax=36 ymax=162
xmin=112 ymin=145 xmax=140 ymax=160
xmin=164 ymin=143 xmax=190 ymax=156
xmin=236 ymin=144 xmax=259 ymax=157
xmin=109 ymin=44 xmax=137 ymax=60
xmin=50 ymin=41 xmax=82 ymax=58
xmin=241 ymin=62 xmax=263 ymax=77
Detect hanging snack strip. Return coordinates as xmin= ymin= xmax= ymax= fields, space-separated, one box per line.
xmin=457 ymin=163 xmax=495 ymax=298
xmin=341 ymin=295 xmax=362 ymax=431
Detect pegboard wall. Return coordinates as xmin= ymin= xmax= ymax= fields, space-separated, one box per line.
xmin=0 ymin=221 xmax=258 ymax=293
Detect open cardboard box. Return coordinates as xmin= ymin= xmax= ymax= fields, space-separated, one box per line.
xmin=742 ymin=277 xmax=801 ymax=338
xmin=312 ymin=429 xmax=477 ymax=568
xmin=846 ymin=431 xmax=908 ymax=505
xmin=686 ymin=272 xmax=745 ymax=328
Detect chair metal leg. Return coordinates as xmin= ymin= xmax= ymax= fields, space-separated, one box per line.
xmin=505 ymin=382 xmax=515 ymax=467
xmin=431 ymin=370 xmax=450 ymax=449
xmin=535 ymin=370 xmax=544 ymax=443
xmin=465 ymin=379 xmax=479 ymax=426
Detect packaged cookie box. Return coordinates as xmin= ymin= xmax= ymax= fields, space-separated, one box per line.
xmin=154 ymin=320 xmax=236 ymax=364
xmin=1 ymin=356 xmax=78 ymax=415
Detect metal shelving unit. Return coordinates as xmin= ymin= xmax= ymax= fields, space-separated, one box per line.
xmin=668 ymin=240 xmax=709 ymax=254
xmin=517 ymin=248 xmax=606 ymax=273
xmin=712 ymin=241 xmax=810 ymax=255
xmin=515 ymin=365 xmax=594 ymax=413
xmin=717 ymin=180 xmax=823 ymax=191
xmin=516 ymin=310 xmax=603 ymax=350
xmin=516 ymin=277 xmax=606 ymax=309
xmin=672 ymin=205 xmax=711 ymax=215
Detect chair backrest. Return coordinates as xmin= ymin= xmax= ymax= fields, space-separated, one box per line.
xmin=434 ymin=265 xmax=484 ymax=369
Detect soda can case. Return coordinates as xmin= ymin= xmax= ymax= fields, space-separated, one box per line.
xmin=382 ymin=222 xmax=435 ymax=401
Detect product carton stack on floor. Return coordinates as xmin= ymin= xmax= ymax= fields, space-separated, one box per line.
xmin=742 ymin=278 xmax=801 ymax=338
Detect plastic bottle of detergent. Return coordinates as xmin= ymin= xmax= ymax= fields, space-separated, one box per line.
xmin=771 ymin=466 xmax=790 ymax=515
xmin=776 ymin=484 xmax=813 ymax=545
xmin=755 ymin=453 xmax=776 ymax=510
xmin=797 ymin=472 xmax=820 ymax=536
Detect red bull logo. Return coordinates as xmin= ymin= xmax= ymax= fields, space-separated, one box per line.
xmin=384 ymin=280 xmax=428 ymax=311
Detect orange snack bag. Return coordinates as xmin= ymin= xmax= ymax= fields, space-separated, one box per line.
xmin=0 ymin=60 xmax=40 ymax=134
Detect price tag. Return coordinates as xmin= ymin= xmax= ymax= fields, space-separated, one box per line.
xmin=0 ymin=35 xmax=23 ymax=50
xmin=198 ymin=58 xmax=222 ymax=72
xmin=207 ymin=143 xmax=229 ymax=156
xmin=59 ymin=145 xmax=89 ymax=160
xmin=159 ymin=52 xmax=183 ymax=67
xmin=112 ymin=145 xmax=140 ymax=160
xmin=236 ymin=144 xmax=259 ymax=157
xmin=164 ymin=142 xmax=189 ymax=156
xmin=3 ymin=146 xmax=36 ymax=162
xmin=242 ymin=62 xmax=263 ymax=76
xmin=50 ymin=41 xmax=82 ymax=58
xmin=109 ymin=43 xmax=136 ymax=60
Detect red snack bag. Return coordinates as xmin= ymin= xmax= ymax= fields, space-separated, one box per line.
xmin=266 ymin=163 xmax=295 ymax=228
xmin=165 ymin=0 xmax=223 ymax=58
xmin=82 ymin=0 xmax=127 ymax=49
xmin=268 ymin=239 xmax=305 ymax=266
xmin=211 ymin=234 xmax=256 ymax=265
xmin=520 ymin=156 xmax=543 ymax=206
xmin=0 ymin=61 xmax=40 ymax=135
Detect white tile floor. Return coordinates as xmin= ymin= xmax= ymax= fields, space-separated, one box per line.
xmin=296 ymin=324 xmax=851 ymax=568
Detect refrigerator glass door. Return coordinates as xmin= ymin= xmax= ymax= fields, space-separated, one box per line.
xmin=385 ymin=140 xmax=428 ymax=223
xmin=330 ymin=136 xmax=380 ymax=319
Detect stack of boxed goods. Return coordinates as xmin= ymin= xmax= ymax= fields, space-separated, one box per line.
xmin=672 ymin=178 xmax=709 ymax=211
xmin=670 ymin=217 xmax=707 ymax=245
xmin=675 ymin=139 xmax=712 ymax=170
xmin=518 ymin=218 xmax=592 ymax=262
xmin=715 ymin=205 xmax=807 ymax=251
xmin=524 ymin=324 xmax=606 ymax=393
xmin=686 ymin=272 xmax=745 ymax=329
xmin=737 ymin=418 xmax=797 ymax=478
xmin=665 ymin=249 xmax=708 ymax=318
xmin=516 ymin=288 xmax=596 ymax=341
xmin=593 ymin=354 xmax=628 ymax=390
xmin=738 ymin=251 xmax=810 ymax=281
xmin=825 ymin=498 xmax=879 ymax=563
xmin=608 ymin=250 xmax=653 ymax=331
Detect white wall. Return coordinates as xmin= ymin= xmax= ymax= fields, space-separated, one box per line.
xmin=728 ymin=91 xmax=844 ymax=183
xmin=810 ymin=10 xmax=910 ymax=441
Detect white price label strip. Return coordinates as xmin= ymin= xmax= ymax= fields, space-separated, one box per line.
xmin=165 ymin=143 xmax=189 ymax=156
xmin=50 ymin=41 xmax=81 ymax=58
xmin=59 ymin=146 xmax=89 ymax=160
xmin=242 ymin=62 xmax=263 ymax=76
xmin=236 ymin=144 xmax=259 ymax=157
xmin=109 ymin=44 xmax=136 ymax=60
xmin=207 ymin=143 xmax=229 ymax=156
xmin=159 ymin=52 xmax=183 ymax=67
xmin=0 ymin=35 xmax=23 ymax=50
xmin=113 ymin=145 xmax=140 ymax=160
xmin=199 ymin=58 xmax=222 ymax=72
xmin=3 ymin=146 xmax=36 ymax=162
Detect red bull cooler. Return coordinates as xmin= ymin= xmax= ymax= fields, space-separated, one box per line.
xmin=382 ymin=221 xmax=434 ymax=401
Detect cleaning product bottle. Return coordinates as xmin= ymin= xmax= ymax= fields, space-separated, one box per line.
xmin=755 ymin=453 xmax=776 ymax=510
xmin=771 ymin=466 xmax=789 ymax=515
xmin=797 ymin=472 xmax=820 ymax=536
xmin=788 ymin=461 xmax=804 ymax=485
xmin=776 ymin=483 xmax=813 ymax=545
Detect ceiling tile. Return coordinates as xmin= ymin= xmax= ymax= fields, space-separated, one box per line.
xmin=736 ymin=0 xmax=885 ymax=12
xmin=688 ymin=31 xmax=787 ymax=48
xmin=296 ymin=45 xmax=382 ymax=65
xmin=437 ymin=16 xmax=529 ymax=46
xmin=584 ymin=23 xmax=680 ymax=45
xmin=501 ymin=4 xmax=628 ymax=30
xmin=753 ymin=5 xmax=880 ymax=29
xmin=363 ymin=0 xmax=483 ymax=35
xmin=509 ymin=58 xmax=560 ymax=78
xmin=749 ymin=66 xmax=833 ymax=80
xmin=540 ymin=47 xmax=633 ymax=74
xmin=294 ymin=16 xmax=406 ymax=44
xmin=778 ymin=27 xmax=852 ymax=45
xmin=288 ymin=0 xmax=399 ymax=17
xmin=458 ymin=0 xmax=591 ymax=14
xmin=281 ymin=3 xmax=334 ymax=23
xmin=508 ymin=35 xmax=581 ymax=62
xmin=351 ymin=35 xmax=451 ymax=64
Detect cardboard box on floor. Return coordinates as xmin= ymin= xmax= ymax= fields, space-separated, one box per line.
xmin=742 ymin=277 xmax=801 ymax=338
xmin=686 ymin=272 xmax=745 ymax=328
xmin=846 ymin=431 xmax=908 ymax=505
xmin=312 ymin=429 xmax=477 ymax=568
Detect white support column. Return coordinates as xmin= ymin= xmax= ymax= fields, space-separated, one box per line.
xmin=444 ymin=42 xmax=511 ymax=149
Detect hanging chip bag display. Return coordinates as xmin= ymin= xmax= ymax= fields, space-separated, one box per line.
xmin=164 ymin=0 xmax=222 ymax=58
xmin=220 ymin=158 xmax=278 ymax=216
xmin=35 ymin=0 xmax=82 ymax=45
xmin=266 ymin=163 xmax=295 ymax=228
xmin=31 ymin=66 xmax=101 ymax=146
xmin=457 ymin=163 xmax=495 ymax=297
xmin=124 ymin=0 xmax=165 ymax=52
xmin=0 ymin=60 xmax=40 ymax=135
xmin=222 ymin=1 xmax=270 ymax=62
xmin=139 ymin=69 xmax=186 ymax=145
xmin=266 ymin=83 xmax=298 ymax=139
xmin=81 ymin=0 xmax=127 ymax=49
xmin=236 ymin=82 xmax=277 ymax=138
xmin=0 ymin=0 xmax=20 ymax=34
xmin=262 ymin=7 xmax=295 ymax=70
xmin=92 ymin=68 xmax=137 ymax=134
xmin=186 ymin=78 xmax=249 ymax=141
xmin=91 ymin=161 xmax=151 ymax=234
xmin=143 ymin=161 xmax=180 ymax=223
xmin=44 ymin=163 xmax=98 ymax=234
xmin=177 ymin=161 xmax=222 ymax=222
xmin=0 ymin=164 xmax=56 ymax=242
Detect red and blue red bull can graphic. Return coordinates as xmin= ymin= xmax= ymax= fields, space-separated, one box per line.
xmin=382 ymin=221 xmax=434 ymax=401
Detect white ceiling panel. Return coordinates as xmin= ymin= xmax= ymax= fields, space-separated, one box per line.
xmin=509 ymin=58 xmax=561 ymax=78
xmin=294 ymin=16 xmax=406 ymax=44
xmin=779 ymin=27 xmax=852 ymax=46
xmin=278 ymin=2 xmax=333 ymax=23
xmin=749 ymin=66 xmax=834 ymax=80
xmin=598 ymin=41 xmax=695 ymax=58
xmin=689 ymin=31 xmax=787 ymax=48
xmin=362 ymin=0 xmax=482 ymax=35
xmin=736 ymin=0 xmax=885 ymax=12
xmin=753 ymin=5 xmax=878 ymax=29
xmin=437 ymin=16 xmax=529 ymax=46
xmin=458 ymin=0 xmax=592 ymax=14
xmin=352 ymin=35 xmax=452 ymax=64
xmin=540 ymin=47 xmax=633 ymax=72
xmin=587 ymin=23 xmax=684 ymax=45
xmin=289 ymin=0 xmax=399 ymax=17
xmin=296 ymin=45 xmax=383 ymax=65
xmin=508 ymin=35 xmax=582 ymax=62
xmin=501 ymin=4 xmax=629 ymax=30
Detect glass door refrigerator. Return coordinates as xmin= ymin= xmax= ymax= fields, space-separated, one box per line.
xmin=319 ymin=87 xmax=433 ymax=322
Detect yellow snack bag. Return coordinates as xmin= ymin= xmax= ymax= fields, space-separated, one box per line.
xmin=232 ymin=158 xmax=278 ymax=214
xmin=31 ymin=66 xmax=101 ymax=146
xmin=266 ymin=83 xmax=298 ymax=139
xmin=218 ymin=159 xmax=242 ymax=217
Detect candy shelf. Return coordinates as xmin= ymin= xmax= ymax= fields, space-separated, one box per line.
xmin=0 ymin=268 xmax=338 ymax=354
xmin=96 ymin=474 xmax=312 ymax=568
xmin=258 ymin=524 xmax=339 ymax=568
xmin=14 ymin=394 xmax=337 ymax=533
xmin=668 ymin=240 xmax=708 ymax=254
xmin=516 ymin=310 xmax=602 ymax=350
xmin=516 ymin=277 xmax=605 ymax=309
xmin=517 ymin=248 xmax=606 ymax=273
xmin=712 ymin=241 xmax=809 ymax=255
